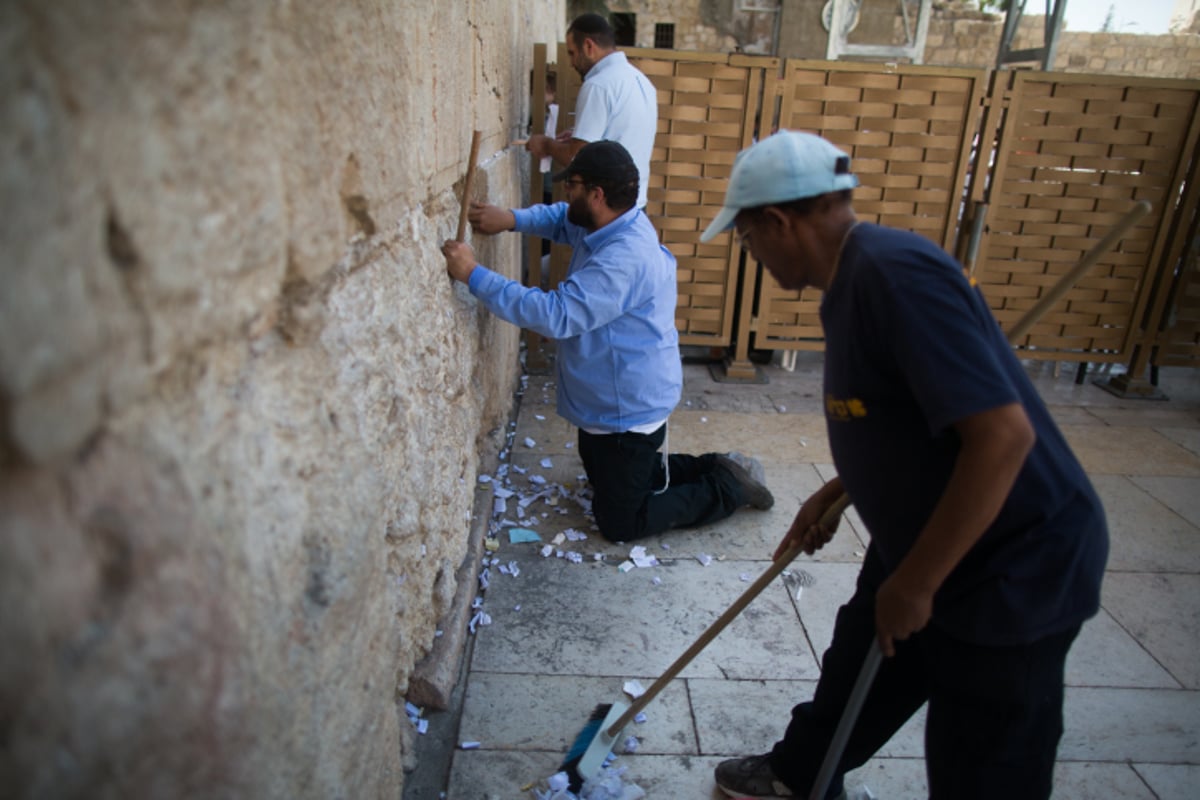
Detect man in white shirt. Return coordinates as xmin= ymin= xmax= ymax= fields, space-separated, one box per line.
xmin=525 ymin=13 xmax=658 ymax=209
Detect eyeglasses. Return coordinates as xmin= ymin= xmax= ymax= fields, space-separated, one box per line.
xmin=733 ymin=226 xmax=752 ymax=252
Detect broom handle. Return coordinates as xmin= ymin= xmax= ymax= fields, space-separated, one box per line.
xmin=807 ymin=639 xmax=883 ymax=800
xmin=1006 ymin=199 xmax=1151 ymax=342
xmin=606 ymin=492 xmax=853 ymax=736
xmin=456 ymin=130 xmax=482 ymax=242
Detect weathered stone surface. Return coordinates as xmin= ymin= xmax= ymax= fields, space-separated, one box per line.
xmin=0 ymin=1 xmax=562 ymax=798
xmin=407 ymin=475 xmax=496 ymax=711
xmin=589 ymin=0 xmax=1200 ymax=78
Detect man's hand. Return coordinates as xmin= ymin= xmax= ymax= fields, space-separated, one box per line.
xmin=442 ymin=240 xmax=478 ymax=284
xmin=874 ymin=566 xmax=935 ymax=658
xmin=524 ymin=135 xmax=585 ymax=166
xmin=467 ymin=202 xmax=516 ymax=235
xmin=869 ymin=401 xmax=1035 ymax=657
xmin=525 ymin=134 xmax=553 ymax=160
xmin=772 ymin=485 xmax=843 ymax=561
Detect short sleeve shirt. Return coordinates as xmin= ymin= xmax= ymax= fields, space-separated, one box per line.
xmin=820 ymin=223 xmax=1108 ymax=645
xmin=573 ymin=52 xmax=658 ymax=209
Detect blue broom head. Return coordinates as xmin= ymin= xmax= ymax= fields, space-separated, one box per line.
xmin=560 ymin=703 xmax=612 ymax=792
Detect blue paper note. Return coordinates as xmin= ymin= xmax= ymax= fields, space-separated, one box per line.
xmin=508 ymin=527 xmax=541 ymax=544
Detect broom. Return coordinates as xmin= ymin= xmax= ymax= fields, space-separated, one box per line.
xmin=560 ymin=493 xmax=852 ymax=791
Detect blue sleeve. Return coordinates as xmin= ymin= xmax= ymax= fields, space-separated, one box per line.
xmin=468 ymin=248 xmax=637 ymax=340
xmin=512 ymin=204 xmax=578 ymax=247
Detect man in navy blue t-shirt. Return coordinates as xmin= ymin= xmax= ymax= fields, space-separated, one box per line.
xmin=698 ymin=131 xmax=1108 ymax=800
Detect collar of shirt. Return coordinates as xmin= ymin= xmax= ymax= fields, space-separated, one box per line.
xmin=579 ymin=206 xmax=642 ymax=253
xmin=584 ymin=50 xmax=628 ymax=82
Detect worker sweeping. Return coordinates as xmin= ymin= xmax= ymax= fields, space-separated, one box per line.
xmin=441 ymin=139 xmax=773 ymax=543
xmin=698 ymin=130 xmax=1109 ymax=799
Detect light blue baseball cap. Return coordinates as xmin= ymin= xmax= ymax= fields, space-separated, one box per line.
xmin=700 ymin=130 xmax=859 ymax=242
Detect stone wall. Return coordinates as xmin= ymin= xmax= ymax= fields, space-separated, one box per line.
xmin=579 ymin=0 xmax=1200 ymax=78
xmin=0 ymin=1 xmax=562 ymax=797
xmin=570 ymin=0 xmax=765 ymax=54
xmin=922 ymin=4 xmax=1200 ymax=78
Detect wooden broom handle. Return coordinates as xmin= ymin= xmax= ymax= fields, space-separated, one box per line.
xmin=606 ymin=492 xmax=853 ymax=735
xmin=456 ymin=130 xmax=482 ymax=242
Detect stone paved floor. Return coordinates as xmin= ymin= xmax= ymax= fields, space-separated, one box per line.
xmin=409 ymin=352 xmax=1200 ymax=800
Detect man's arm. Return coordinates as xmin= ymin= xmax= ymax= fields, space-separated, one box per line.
xmin=442 ymin=202 xmax=516 ymax=283
xmin=525 ymin=135 xmax=586 ymax=166
xmin=773 ymin=476 xmax=846 ymax=561
xmin=467 ymin=201 xmax=516 ymax=235
xmin=874 ymin=401 xmax=1035 ymax=656
xmin=442 ymin=240 xmax=479 ymax=283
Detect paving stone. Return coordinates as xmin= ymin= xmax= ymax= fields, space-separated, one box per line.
xmin=1102 ymin=572 xmax=1200 ymax=689
xmin=1053 ymin=762 xmax=1158 ymax=799
xmin=471 ymin=556 xmax=819 ymax=681
xmin=458 ymin=672 xmax=695 ymax=755
xmin=1128 ymin=474 xmax=1200 ymax=531
xmin=1133 ymin=763 xmax=1200 ymax=800
xmin=668 ymin=409 xmax=832 ymax=464
xmin=1093 ymin=474 xmax=1200 ymax=572
xmin=1067 ymin=608 xmax=1181 ymax=689
xmin=1063 ymin=424 xmax=1200 ymax=477
xmin=1061 ymin=686 xmax=1200 ymax=762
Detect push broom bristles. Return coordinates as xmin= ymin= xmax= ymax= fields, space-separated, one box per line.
xmin=559 ymin=703 xmax=611 ymax=792
xmin=560 ymin=697 xmax=633 ymax=793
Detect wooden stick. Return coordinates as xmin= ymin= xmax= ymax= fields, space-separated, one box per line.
xmin=456 ymin=130 xmax=482 ymax=242
xmin=1007 ymin=200 xmax=1152 ymax=342
xmin=604 ymin=492 xmax=852 ymax=736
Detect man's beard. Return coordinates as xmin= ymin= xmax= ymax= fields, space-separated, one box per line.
xmin=567 ymin=196 xmax=596 ymax=229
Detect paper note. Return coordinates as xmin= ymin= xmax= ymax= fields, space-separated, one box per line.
xmin=508 ymin=527 xmax=541 ymax=544
xmin=541 ymin=103 xmax=558 ymax=173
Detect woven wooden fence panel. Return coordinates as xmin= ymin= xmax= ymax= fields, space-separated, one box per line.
xmin=977 ymin=71 xmax=1200 ymax=362
xmin=626 ymin=49 xmax=768 ymax=345
xmin=529 ymin=45 xmax=1199 ymax=376
xmin=1159 ymin=241 xmax=1200 ymax=367
xmin=752 ymin=61 xmax=987 ymax=351
xmin=1144 ymin=112 xmax=1200 ymax=371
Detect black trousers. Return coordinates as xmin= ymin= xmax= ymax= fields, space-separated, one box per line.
xmin=771 ymin=544 xmax=1080 ymax=800
xmin=577 ymin=425 xmax=744 ymax=541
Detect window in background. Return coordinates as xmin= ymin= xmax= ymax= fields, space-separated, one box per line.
xmin=654 ymin=22 xmax=676 ymax=49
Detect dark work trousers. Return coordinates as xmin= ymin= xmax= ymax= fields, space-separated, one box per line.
xmin=577 ymin=425 xmax=744 ymax=541
xmin=770 ymin=544 xmax=1081 ymax=800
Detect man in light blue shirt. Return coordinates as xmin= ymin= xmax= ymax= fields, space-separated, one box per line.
xmin=525 ymin=13 xmax=657 ymax=209
xmin=442 ymin=141 xmax=771 ymax=541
